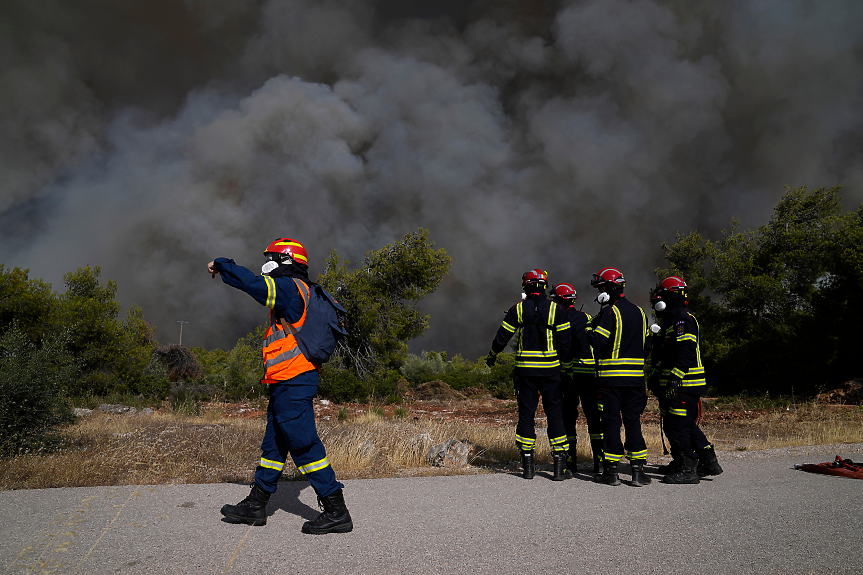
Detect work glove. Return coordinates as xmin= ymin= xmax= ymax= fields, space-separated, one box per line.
xmin=664 ymin=376 xmax=682 ymax=401
xmin=485 ymin=350 xmax=498 ymax=367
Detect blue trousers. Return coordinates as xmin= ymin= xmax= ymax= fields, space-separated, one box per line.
xmin=561 ymin=372 xmax=602 ymax=441
xmin=597 ymin=385 xmax=648 ymax=463
xmin=254 ymin=370 xmax=343 ymax=498
xmin=661 ymin=393 xmax=709 ymax=460
xmin=514 ymin=373 xmax=568 ymax=453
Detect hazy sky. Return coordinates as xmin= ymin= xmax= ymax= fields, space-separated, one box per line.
xmin=2 ymin=0 xmax=862 ymax=358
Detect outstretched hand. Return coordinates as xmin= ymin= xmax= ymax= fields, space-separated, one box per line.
xmin=208 ymin=261 xmax=220 ymax=279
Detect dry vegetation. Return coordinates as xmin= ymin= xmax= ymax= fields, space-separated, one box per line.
xmin=1 ymin=398 xmax=862 ymax=490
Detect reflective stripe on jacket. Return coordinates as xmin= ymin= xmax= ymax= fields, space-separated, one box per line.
xmin=261 ymin=277 xmax=317 ymax=383
xmin=564 ymin=307 xmax=595 ymax=374
xmin=588 ymin=296 xmax=649 ymax=385
xmin=655 ymin=310 xmax=706 ymax=395
xmin=491 ymin=295 xmax=572 ymax=375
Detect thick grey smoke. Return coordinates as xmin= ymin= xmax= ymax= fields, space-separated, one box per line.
xmin=2 ymin=0 xmax=862 ymax=359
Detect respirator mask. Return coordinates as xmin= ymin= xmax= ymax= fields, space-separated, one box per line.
xmin=262 ymin=253 xmax=291 ymax=276
xmin=652 ymin=300 xmax=667 ymax=312
xmin=595 ymin=291 xmax=610 ymax=305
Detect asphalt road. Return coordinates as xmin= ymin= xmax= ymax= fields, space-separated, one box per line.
xmin=1 ymin=446 xmax=861 ymax=575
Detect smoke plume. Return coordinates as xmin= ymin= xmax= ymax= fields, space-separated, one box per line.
xmin=2 ymin=0 xmax=862 ymax=359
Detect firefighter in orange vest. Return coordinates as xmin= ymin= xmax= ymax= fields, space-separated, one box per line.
xmin=208 ymin=238 xmax=352 ymax=534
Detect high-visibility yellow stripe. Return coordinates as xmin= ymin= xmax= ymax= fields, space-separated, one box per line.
xmin=597 ymin=358 xmax=644 ymax=367
xmin=597 ymin=370 xmax=646 ymax=377
xmin=260 ymin=457 xmax=285 ymax=471
xmin=594 ymin=326 xmax=611 ymax=338
xmin=519 ymin=350 xmax=559 ymax=357
xmin=627 ymin=449 xmax=647 ymax=460
xmin=604 ymin=451 xmax=624 ymax=463
xmin=298 ymin=457 xmax=330 ymax=474
xmin=611 ymin=306 xmax=623 ymax=359
xmin=501 ymin=321 xmax=516 ymax=333
xmin=264 ymin=276 xmax=276 ymax=308
xmin=515 ymin=360 xmax=561 ymax=368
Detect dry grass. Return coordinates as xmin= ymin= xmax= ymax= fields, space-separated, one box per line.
xmin=1 ymin=401 xmax=861 ymax=490
xmin=697 ymin=402 xmax=863 ymax=452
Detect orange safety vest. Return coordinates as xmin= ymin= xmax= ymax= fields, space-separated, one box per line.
xmin=261 ymin=278 xmax=317 ymax=383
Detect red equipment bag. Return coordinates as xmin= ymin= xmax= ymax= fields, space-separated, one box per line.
xmin=795 ymin=456 xmax=863 ymax=480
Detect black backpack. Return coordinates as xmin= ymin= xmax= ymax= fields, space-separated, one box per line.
xmin=281 ymin=279 xmax=348 ymax=364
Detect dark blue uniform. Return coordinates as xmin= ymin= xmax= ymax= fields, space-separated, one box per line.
xmin=651 ymin=306 xmax=710 ymax=461
xmin=491 ymin=294 xmax=572 ymax=454
xmin=587 ymin=294 xmax=650 ymax=464
xmin=560 ymin=306 xmax=602 ymax=467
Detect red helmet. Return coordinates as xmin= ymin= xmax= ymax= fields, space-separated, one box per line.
xmin=658 ymin=276 xmax=687 ymax=293
xmin=263 ymin=238 xmax=309 ymax=267
xmin=651 ymin=275 xmax=688 ymax=309
xmin=522 ymin=269 xmax=548 ymax=288
xmin=591 ymin=267 xmax=625 ymax=289
xmin=551 ymin=283 xmax=577 ymax=302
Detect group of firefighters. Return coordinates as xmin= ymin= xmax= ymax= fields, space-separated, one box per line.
xmin=210 ymin=239 xmax=724 ymax=536
xmin=486 ymin=267 xmax=724 ymax=486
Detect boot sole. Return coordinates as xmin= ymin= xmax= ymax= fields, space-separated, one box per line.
xmin=220 ymin=510 xmax=267 ymax=526
xmin=593 ymin=478 xmax=621 ymax=486
xmin=661 ymin=477 xmax=700 ymax=484
xmin=301 ymin=521 xmax=354 ymax=535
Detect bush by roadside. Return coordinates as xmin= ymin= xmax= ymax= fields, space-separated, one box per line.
xmin=0 ymin=323 xmax=77 ymax=455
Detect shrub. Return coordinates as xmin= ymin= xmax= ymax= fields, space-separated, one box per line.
xmin=0 ymin=323 xmax=77 ymax=454
xmin=319 ymin=364 xmax=369 ymax=403
xmin=191 ymin=327 xmax=266 ymax=400
xmin=398 ymin=350 xmax=516 ymax=398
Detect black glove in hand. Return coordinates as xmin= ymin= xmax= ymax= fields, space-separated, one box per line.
xmin=664 ymin=376 xmax=681 ymax=401
xmin=485 ymin=351 xmax=498 ymax=367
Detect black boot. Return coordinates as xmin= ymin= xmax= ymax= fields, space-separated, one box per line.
xmin=662 ymin=455 xmax=700 ymax=484
xmin=565 ymin=442 xmax=578 ymax=475
xmin=590 ymin=439 xmax=604 ymax=475
xmin=520 ymin=450 xmax=535 ymax=480
xmin=630 ymin=459 xmax=652 ymax=486
xmin=657 ymin=458 xmax=682 ymax=475
xmin=697 ymin=445 xmax=724 ymax=477
xmin=552 ymin=452 xmax=567 ymax=481
xmin=301 ymin=489 xmax=353 ymax=534
xmin=220 ymin=483 xmax=270 ymax=526
xmin=594 ymin=460 xmax=621 ymax=486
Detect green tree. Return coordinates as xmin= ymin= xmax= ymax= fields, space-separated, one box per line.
xmin=656 ymin=186 xmax=859 ymax=395
xmin=54 ymin=267 xmax=163 ymax=396
xmin=317 ymin=229 xmax=452 ymax=379
xmin=0 ymin=323 xmax=77 ymax=454
xmin=0 ymin=265 xmax=55 ymax=343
